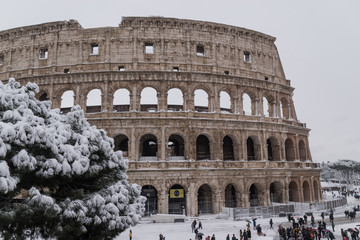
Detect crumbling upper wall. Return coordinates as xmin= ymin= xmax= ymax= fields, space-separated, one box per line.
xmin=0 ymin=17 xmax=287 ymax=85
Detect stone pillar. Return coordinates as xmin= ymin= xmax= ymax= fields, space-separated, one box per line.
xmin=131 ymin=128 xmax=137 ymax=161
xmin=265 ymin=189 xmax=270 ymax=206
xmin=239 ymin=95 xmax=244 ymax=115
xmin=214 ymin=190 xmax=222 ymax=214
xmin=102 ymin=80 xmax=109 ymax=112
xmin=233 ymin=96 xmax=239 ymax=114
xmin=158 ymin=92 xmax=166 ymax=111
xmin=159 ymin=127 xmax=166 ymax=161
xmin=299 ymin=178 xmax=304 ymax=203
xmin=235 ymin=191 xmax=242 ymax=208
xmin=209 ymin=94 xmax=214 ymax=112
xmin=294 ymin=135 xmax=300 ymax=160
xmin=259 ymin=97 xmax=264 ymax=117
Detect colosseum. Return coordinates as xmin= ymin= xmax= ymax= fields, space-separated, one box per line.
xmin=0 ymin=17 xmax=321 ymax=216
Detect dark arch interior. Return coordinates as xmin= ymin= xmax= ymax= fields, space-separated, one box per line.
xmin=168 ymin=134 xmax=185 ymax=159
xmin=198 ymin=184 xmax=213 ymax=214
xmin=168 ymin=184 xmax=186 ymax=215
xmin=223 ymin=136 xmax=234 ymax=160
xmin=140 ymin=134 xmax=158 ymax=157
xmin=249 ymin=184 xmax=260 ymax=206
xmin=196 ymin=135 xmax=210 ymax=160
xmin=247 ymin=137 xmax=255 ymax=160
xmin=114 ymin=135 xmax=129 ymax=158
xmin=141 ymin=185 xmax=158 ymax=216
xmin=225 ymin=184 xmax=236 ymax=207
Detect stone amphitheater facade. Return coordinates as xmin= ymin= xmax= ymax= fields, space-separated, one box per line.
xmin=0 ymin=17 xmax=321 ymax=216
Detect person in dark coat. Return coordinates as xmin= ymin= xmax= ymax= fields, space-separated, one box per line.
xmin=211 ymin=234 xmax=215 ymax=240
xmin=270 ymin=219 xmax=273 ymax=229
xmin=247 ymin=229 xmax=251 ymax=240
xmin=226 ymin=234 xmax=230 ymax=240
xmin=231 ymin=234 xmax=237 ymax=240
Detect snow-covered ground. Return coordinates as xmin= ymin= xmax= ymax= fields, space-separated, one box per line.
xmin=116 ymin=195 xmax=360 ymax=240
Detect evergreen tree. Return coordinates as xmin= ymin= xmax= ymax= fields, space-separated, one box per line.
xmin=0 ymin=79 xmax=145 ymax=239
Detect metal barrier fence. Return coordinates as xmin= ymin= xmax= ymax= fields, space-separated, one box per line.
xmin=231 ymin=204 xmax=295 ymax=220
xmin=309 ymin=197 xmax=347 ymax=210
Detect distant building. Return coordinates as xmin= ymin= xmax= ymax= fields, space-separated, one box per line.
xmin=0 ymin=17 xmax=322 ymax=216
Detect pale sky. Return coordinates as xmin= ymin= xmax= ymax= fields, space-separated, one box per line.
xmin=1 ymin=0 xmax=359 ymax=163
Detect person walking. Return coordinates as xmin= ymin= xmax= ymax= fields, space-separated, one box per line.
xmin=270 ymin=219 xmax=273 ymax=229
xmin=129 ymin=230 xmax=132 ymax=240
xmin=211 ymin=234 xmax=215 ymax=240
xmin=226 ymin=234 xmax=230 ymax=240
xmin=192 ymin=220 xmax=197 ymax=233
xmin=199 ymin=221 xmax=203 ymax=229
xmin=232 ymin=234 xmax=237 ymax=240
xmin=252 ymin=218 xmax=257 ymax=230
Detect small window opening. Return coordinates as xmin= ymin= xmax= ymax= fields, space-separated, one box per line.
xmin=90 ymin=43 xmax=99 ymax=55
xmin=39 ymin=48 xmax=48 ymax=59
xmin=173 ymin=67 xmax=180 ymax=72
xmin=265 ymin=76 xmax=269 ymax=81
xmin=145 ymin=42 xmax=154 ymax=54
xmin=64 ymin=69 xmax=70 ymax=73
xmin=224 ymin=71 xmax=230 ymax=75
xmin=196 ymin=45 xmax=205 ymax=56
xmin=244 ymin=51 xmax=251 ymax=63
xmin=0 ymin=55 xmax=4 ymax=65
xmin=118 ymin=66 xmax=126 ymax=71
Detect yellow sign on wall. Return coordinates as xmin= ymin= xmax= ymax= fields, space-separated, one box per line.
xmin=170 ymin=189 xmax=184 ymax=198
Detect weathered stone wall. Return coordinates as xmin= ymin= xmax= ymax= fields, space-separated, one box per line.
xmin=0 ymin=17 xmax=321 ymax=216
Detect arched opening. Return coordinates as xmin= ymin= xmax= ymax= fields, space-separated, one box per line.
xmin=167 ymin=88 xmax=183 ymax=111
xmin=299 ymin=140 xmax=307 ymax=161
xmin=194 ymin=89 xmax=209 ymax=112
xmin=196 ymin=135 xmax=210 ymax=160
xmin=113 ymin=88 xmax=130 ymax=112
xmin=249 ymin=183 xmax=262 ymax=206
xmin=140 ymin=134 xmax=158 ymax=161
xmin=86 ymin=89 xmax=102 ymax=113
xmin=267 ymin=137 xmax=280 ymax=161
xmin=223 ymin=136 xmax=234 ymax=161
xmin=270 ymin=181 xmax=283 ymax=203
xmin=60 ymin=90 xmax=74 ymax=113
xmin=198 ymin=184 xmax=213 ymax=214
xmin=39 ymin=92 xmax=48 ymax=101
xmin=225 ymin=184 xmax=237 ymax=208
xmin=303 ymin=181 xmax=311 ymax=203
xmin=168 ymin=185 xmax=186 ymax=215
xmin=220 ymin=91 xmax=231 ymax=113
xmin=168 ymin=134 xmax=185 ymax=160
xmin=140 ymin=87 xmax=158 ymax=112
xmin=247 ymin=136 xmax=261 ymax=160
xmin=242 ymin=93 xmax=252 ymax=115
xmin=263 ymin=97 xmax=269 ymax=117
xmin=280 ymin=98 xmax=289 ymax=119
xmin=285 ymin=138 xmax=295 ymax=161
xmin=114 ymin=134 xmax=129 ymax=158
xmin=141 ymin=185 xmax=158 ymax=216
xmin=289 ymin=181 xmax=299 ymax=202
xmin=313 ymin=181 xmax=320 ymax=202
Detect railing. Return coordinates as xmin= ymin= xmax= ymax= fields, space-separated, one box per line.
xmin=309 ymin=197 xmax=347 ymax=210
xmin=168 ymin=156 xmax=185 ymax=161
xmin=230 ymin=204 xmax=295 ymax=219
xmin=139 ymin=156 xmax=158 ymax=161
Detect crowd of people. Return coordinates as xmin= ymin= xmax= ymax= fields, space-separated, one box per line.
xmin=128 ymin=207 xmax=358 ymax=240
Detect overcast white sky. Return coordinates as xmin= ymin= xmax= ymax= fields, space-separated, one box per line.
xmin=1 ymin=0 xmax=359 ymax=163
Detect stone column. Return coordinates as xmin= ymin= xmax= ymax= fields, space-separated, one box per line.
xmin=102 ymin=80 xmax=109 ymax=112
xmin=214 ymin=190 xmax=222 ymax=214
xmin=130 ymin=128 xmax=136 ymax=161
xmin=159 ymin=127 xmax=166 ymax=161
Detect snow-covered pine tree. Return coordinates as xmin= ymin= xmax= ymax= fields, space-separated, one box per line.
xmin=0 ymin=79 xmax=145 ymax=240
